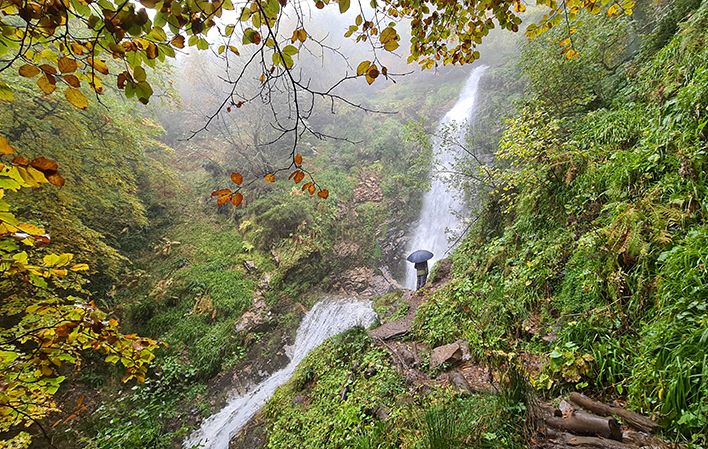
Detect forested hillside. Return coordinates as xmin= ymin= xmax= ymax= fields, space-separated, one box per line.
xmin=1 ymin=0 xmax=705 ymax=448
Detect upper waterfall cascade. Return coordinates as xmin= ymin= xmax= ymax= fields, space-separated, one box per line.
xmin=404 ymin=66 xmax=487 ymax=289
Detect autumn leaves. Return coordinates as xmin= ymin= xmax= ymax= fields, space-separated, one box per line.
xmin=211 ymin=152 xmax=329 ymax=208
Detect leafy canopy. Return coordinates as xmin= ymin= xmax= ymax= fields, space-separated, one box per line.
xmin=0 ymin=0 xmax=634 ymax=107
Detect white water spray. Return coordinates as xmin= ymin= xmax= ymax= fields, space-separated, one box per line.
xmin=404 ymin=66 xmax=487 ymax=289
xmin=184 ymin=297 xmax=377 ymax=449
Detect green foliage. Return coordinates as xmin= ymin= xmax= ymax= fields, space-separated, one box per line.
xmin=265 ymin=329 xmax=406 ymax=449
xmin=415 ymin=2 xmax=708 ymax=443
xmin=78 ymin=357 xmax=205 ymax=449
xmin=0 ymin=74 xmax=181 ymax=281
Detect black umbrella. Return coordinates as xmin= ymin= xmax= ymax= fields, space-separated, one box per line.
xmin=407 ymin=250 xmax=433 ymax=263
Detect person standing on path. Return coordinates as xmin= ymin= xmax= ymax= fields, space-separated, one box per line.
xmin=414 ymin=261 xmax=428 ymax=290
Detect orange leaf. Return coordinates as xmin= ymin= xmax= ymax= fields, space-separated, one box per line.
xmin=293 ymin=171 xmax=305 ymax=184
xmin=230 ymin=172 xmax=244 ymax=185
xmin=301 ymin=181 xmax=313 ymax=191
xmin=217 ymin=194 xmax=231 ymax=206
xmin=264 ymin=173 xmax=276 ymax=182
xmin=294 ymin=153 xmax=303 ymax=166
xmin=211 ymin=188 xmax=232 ymax=197
xmin=231 ymin=192 xmax=243 ymax=206
xmin=31 ymin=156 xmax=59 ymax=173
xmin=64 ymin=74 xmax=81 ymax=88
xmin=57 ymin=56 xmax=78 ymax=73
xmin=317 ymin=189 xmax=329 ymax=199
xmin=308 ymin=184 xmax=316 ymax=195
xmin=47 ymin=173 xmax=65 ymax=187
xmin=171 ymin=35 xmax=186 ymax=49
xmin=12 ymin=156 xmax=30 ymax=166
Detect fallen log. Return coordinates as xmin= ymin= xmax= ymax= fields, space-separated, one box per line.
xmin=622 ymin=430 xmax=673 ymax=449
xmin=544 ymin=410 xmax=623 ymax=441
xmin=569 ymin=393 xmax=660 ymax=434
xmin=542 ymin=429 xmax=632 ymax=449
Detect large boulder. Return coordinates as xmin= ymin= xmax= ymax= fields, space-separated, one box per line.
xmin=430 ymin=340 xmax=470 ymax=369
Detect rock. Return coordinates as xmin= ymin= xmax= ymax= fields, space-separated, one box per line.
xmin=234 ymin=273 xmax=273 ymax=334
xmin=398 ymin=345 xmax=417 ymax=367
xmin=243 ymin=260 xmax=257 ymax=272
xmin=449 ymin=370 xmax=473 ymax=394
xmin=292 ymin=393 xmax=309 ymax=406
xmin=430 ymin=342 xmax=464 ymax=369
xmin=456 ymin=339 xmax=472 ymax=362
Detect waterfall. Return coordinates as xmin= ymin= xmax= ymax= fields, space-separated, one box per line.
xmin=184 ymin=297 xmax=377 ymax=449
xmin=404 ymin=66 xmax=488 ymax=289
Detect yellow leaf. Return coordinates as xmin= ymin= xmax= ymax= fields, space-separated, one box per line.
xmin=356 ymin=60 xmax=371 ymax=76
xmin=0 ymin=135 xmax=15 ymax=155
xmin=264 ymin=173 xmax=276 ymax=182
xmin=70 ymin=263 xmax=90 ymax=272
xmin=90 ymin=59 xmax=109 ymax=75
xmin=37 ymin=76 xmax=56 ymax=95
xmin=17 ymin=222 xmax=45 ymax=235
xmin=65 ymin=88 xmax=88 ymax=109
xmin=51 ymin=268 xmax=68 ymax=277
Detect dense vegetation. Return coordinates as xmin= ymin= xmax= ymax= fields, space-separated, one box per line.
xmin=0 ymin=0 xmax=704 ymax=448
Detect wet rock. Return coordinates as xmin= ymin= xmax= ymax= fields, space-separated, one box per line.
xmin=430 ymin=342 xmax=464 ymax=369
xmin=234 ymin=273 xmax=273 ymax=334
xmin=292 ymin=393 xmax=309 ymax=406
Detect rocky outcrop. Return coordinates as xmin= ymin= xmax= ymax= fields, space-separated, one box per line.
xmin=234 ymin=273 xmax=273 ymax=334
xmin=369 ymin=291 xmax=421 ymax=340
xmin=332 ymin=266 xmax=401 ymax=298
xmin=353 ymin=172 xmax=384 ymax=204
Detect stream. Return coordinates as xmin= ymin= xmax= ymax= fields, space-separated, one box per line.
xmin=184 ymin=298 xmax=377 ymax=449
xmin=185 ymin=66 xmax=487 ymax=449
